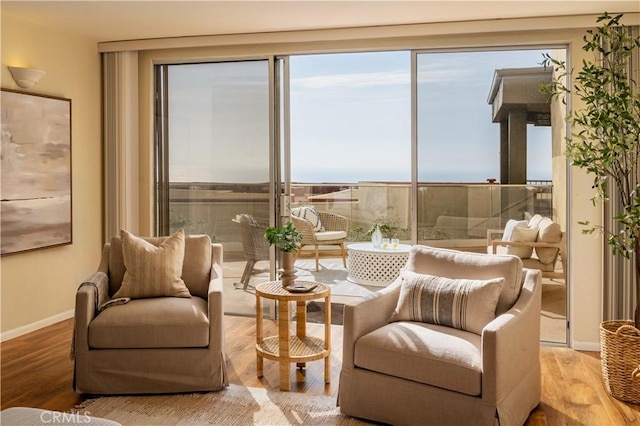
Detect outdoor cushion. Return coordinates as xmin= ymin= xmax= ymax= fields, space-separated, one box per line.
xmin=89 ymin=297 xmax=209 ymax=349
xmin=502 ymin=219 xmax=528 ymax=241
xmin=522 ymin=257 xmax=556 ymax=272
xmin=536 ymin=217 xmax=562 ymax=264
xmin=113 ymin=229 xmax=190 ymax=299
xmin=506 ymin=226 xmax=538 ymax=259
xmin=235 ymin=213 xmax=258 ymax=225
xmin=354 ymin=321 xmax=483 ymax=396
xmin=291 ymin=206 xmax=324 ymax=232
xmin=390 ymin=270 xmax=504 ymax=335
xmin=527 ymin=214 xmax=544 ymax=229
xmin=314 ymin=230 xmax=347 ymax=241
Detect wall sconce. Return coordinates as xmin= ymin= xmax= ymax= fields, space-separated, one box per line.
xmin=8 ymin=66 xmax=46 ymax=89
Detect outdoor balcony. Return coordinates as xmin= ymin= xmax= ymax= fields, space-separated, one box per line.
xmin=168 ymin=180 xmax=565 ymax=344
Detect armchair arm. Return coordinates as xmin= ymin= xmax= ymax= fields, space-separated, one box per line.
xmin=481 ymin=268 xmax=542 ymax=406
xmin=318 ymin=211 xmax=349 ymax=232
xmin=74 ymin=271 xmax=109 ymax=353
xmin=342 ymin=279 xmax=402 ymax=369
xmin=486 ymin=229 xmax=504 ymax=247
xmin=290 ymin=216 xmax=317 ymax=245
xmin=208 ymin=243 xmax=225 ymax=352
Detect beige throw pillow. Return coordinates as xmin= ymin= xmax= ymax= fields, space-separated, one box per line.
xmin=506 ymin=226 xmax=538 ymax=259
xmin=291 ymin=206 xmax=324 ymax=232
xmin=502 ymin=219 xmax=528 ymax=242
xmin=535 ymin=218 xmax=562 ymax=264
xmin=113 ymin=229 xmax=191 ymax=299
xmin=390 ymin=270 xmax=504 ymax=335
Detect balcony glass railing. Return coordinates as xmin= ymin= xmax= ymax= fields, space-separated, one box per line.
xmin=168 ymin=181 xmax=553 ymax=259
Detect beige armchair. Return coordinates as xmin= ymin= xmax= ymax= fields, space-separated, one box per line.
xmin=73 ymin=233 xmax=228 ymax=395
xmin=338 ymin=245 xmax=541 ymax=426
xmin=291 ymin=208 xmax=348 ymax=271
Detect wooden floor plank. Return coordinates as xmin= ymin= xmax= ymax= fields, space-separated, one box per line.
xmin=1 ymin=316 xmax=639 ymax=425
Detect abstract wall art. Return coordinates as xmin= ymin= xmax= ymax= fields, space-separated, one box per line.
xmin=1 ymin=89 xmax=72 ymax=255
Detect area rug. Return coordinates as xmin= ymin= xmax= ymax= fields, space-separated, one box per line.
xmin=305 ymin=301 xmax=345 ymax=325
xmin=76 ymin=384 xmax=370 ymax=425
xmin=247 ymin=260 xmax=375 ymax=300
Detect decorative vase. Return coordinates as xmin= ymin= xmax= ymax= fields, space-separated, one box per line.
xmin=371 ymin=225 xmax=382 ymax=248
xmin=280 ymin=251 xmax=297 ymax=288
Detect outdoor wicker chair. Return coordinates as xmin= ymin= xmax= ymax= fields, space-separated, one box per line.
xmin=291 ymin=207 xmax=348 ymax=272
xmin=233 ymin=214 xmax=270 ymax=290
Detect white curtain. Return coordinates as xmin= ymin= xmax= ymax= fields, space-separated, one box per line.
xmin=102 ymin=51 xmax=140 ymax=241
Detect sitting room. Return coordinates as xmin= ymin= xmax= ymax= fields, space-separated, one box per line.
xmin=2 ymin=2 xmax=640 ymax=425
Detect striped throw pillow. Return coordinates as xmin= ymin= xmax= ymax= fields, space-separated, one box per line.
xmin=390 ymin=270 xmax=504 ymax=335
xmin=113 ymin=228 xmax=191 ymax=299
xmin=291 ymin=206 xmax=324 ymax=232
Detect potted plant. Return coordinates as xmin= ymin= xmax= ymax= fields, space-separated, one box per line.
xmin=542 ymin=12 xmax=640 ymax=403
xmin=264 ymin=221 xmax=303 ymax=287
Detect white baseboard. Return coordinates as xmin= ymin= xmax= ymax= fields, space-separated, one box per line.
xmin=572 ymin=340 xmax=601 ymax=351
xmin=1 ymin=309 xmax=74 ymax=342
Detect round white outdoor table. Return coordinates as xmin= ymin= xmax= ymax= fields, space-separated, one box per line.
xmin=346 ymin=243 xmax=411 ymax=286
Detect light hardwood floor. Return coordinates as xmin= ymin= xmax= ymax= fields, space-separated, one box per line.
xmin=1 ymin=316 xmax=639 ymax=425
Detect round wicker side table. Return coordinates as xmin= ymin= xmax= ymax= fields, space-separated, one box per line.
xmin=255 ymin=280 xmax=331 ymax=391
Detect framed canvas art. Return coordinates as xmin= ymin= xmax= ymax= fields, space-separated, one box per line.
xmin=1 ymin=89 xmax=72 ymax=255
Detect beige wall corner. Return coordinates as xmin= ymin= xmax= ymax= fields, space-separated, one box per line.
xmin=1 ymin=13 xmax=103 ymax=336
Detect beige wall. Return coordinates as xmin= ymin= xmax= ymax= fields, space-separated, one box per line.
xmin=0 ymin=13 xmax=103 ymax=336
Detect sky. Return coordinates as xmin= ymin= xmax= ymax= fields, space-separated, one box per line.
xmin=168 ymin=47 xmax=554 ymax=184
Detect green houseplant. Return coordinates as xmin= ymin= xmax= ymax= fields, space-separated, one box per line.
xmin=264 ymin=221 xmax=302 ymax=253
xmin=543 ymin=12 xmax=640 ymax=403
xmin=264 ymin=221 xmax=302 ymax=287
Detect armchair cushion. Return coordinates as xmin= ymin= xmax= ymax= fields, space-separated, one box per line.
xmin=314 ymin=230 xmax=347 ymax=241
xmin=113 ymin=229 xmax=191 ymax=299
xmin=354 ymin=321 xmax=482 ymax=396
xmin=536 ymin=218 xmax=562 ymax=264
xmin=390 ymin=270 xmax=504 ymax=335
xmin=527 ymin=214 xmax=544 ymax=229
xmin=235 ymin=213 xmax=258 ymax=225
xmin=506 ymin=226 xmax=538 ymax=259
xmin=502 ymin=219 xmax=528 ymax=241
xmin=405 ymin=245 xmax=523 ymax=316
xmin=89 ymin=297 xmax=209 ymax=349
xmin=291 ymin=205 xmax=324 ymax=232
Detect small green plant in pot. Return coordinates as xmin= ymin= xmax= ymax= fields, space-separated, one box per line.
xmin=264 ymin=221 xmax=302 ymax=252
xmin=543 ymin=12 xmax=640 ymax=403
xmin=264 ymin=221 xmax=302 ymax=287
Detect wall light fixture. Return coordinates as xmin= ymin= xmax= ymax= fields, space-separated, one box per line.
xmin=8 ymin=66 xmax=46 ymax=89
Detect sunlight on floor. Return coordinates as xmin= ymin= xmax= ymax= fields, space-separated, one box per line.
xmin=223 ymin=257 xmax=567 ymax=344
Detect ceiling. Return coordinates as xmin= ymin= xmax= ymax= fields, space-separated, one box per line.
xmin=1 ymin=1 xmax=639 ymax=43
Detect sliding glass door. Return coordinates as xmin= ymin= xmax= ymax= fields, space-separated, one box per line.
xmin=415 ymin=49 xmax=555 ymax=247
xmin=415 ymin=48 xmax=567 ymax=344
xmin=153 ymin=47 xmax=568 ymax=343
xmin=155 ymin=60 xmax=273 ymax=316
xmin=288 ymin=51 xmax=412 ymax=246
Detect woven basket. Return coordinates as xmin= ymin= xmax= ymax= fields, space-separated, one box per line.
xmin=600 ymin=320 xmax=640 ymax=404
